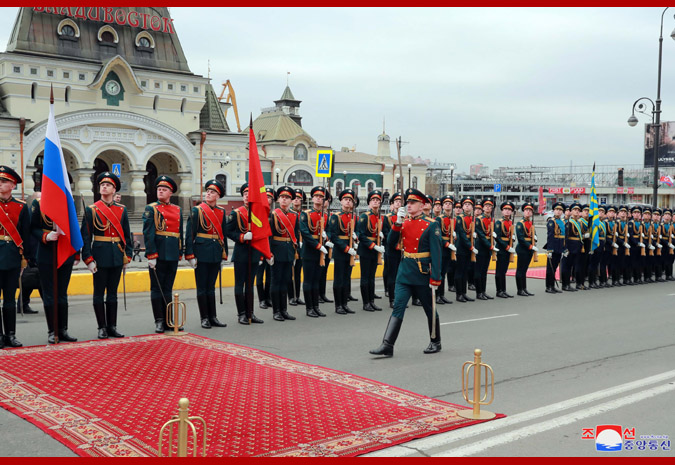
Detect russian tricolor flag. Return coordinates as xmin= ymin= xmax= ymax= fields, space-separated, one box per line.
xmin=41 ymin=94 xmax=83 ymax=267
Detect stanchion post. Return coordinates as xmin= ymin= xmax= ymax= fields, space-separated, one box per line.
xmin=458 ymin=348 xmax=496 ymax=420
xmin=166 ymin=293 xmax=188 ymax=336
xmin=158 ymin=398 xmax=207 ymax=457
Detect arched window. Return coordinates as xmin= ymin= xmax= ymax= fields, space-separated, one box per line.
xmin=367 ymin=181 xmax=375 ymax=192
xmin=412 ymin=176 xmax=418 ymax=189
xmin=57 ymin=19 xmax=80 ymax=39
xmin=215 ymin=174 xmax=227 ymax=196
xmin=135 ymin=31 xmax=155 ymax=50
xmin=97 ymin=25 xmax=119 ymax=44
xmin=293 ymin=144 xmax=308 ymax=161
xmin=335 ymin=180 xmax=344 ymax=194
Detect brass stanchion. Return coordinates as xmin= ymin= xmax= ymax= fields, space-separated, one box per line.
xmin=458 ymin=348 xmax=496 ymax=420
xmin=158 ymin=398 xmax=207 ymax=457
xmin=166 ymin=293 xmax=188 ymax=337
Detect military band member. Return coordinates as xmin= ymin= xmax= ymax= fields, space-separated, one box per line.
xmin=80 ymin=172 xmax=132 ymax=339
xmin=288 ymin=188 xmax=306 ymax=306
xmin=562 ymin=202 xmax=583 ymax=291
xmin=0 ymin=166 xmax=30 ymax=348
xmin=587 ymin=205 xmax=607 ymax=289
xmin=382 ymin=192 xmax=403 ymax=308
xmin=318 ymin=190 xmax=334 ymax=304
xmin=627 ymin=206 xmax=645 ymax=284
xmin=545 ymin=201 xmax=565 ymax=294
xmin=328 ymin=189 xmax=358 ymax=315
xmin=494 ymin=201 xmax=516 ymax=298
xmin=256 ymin=187 xmax=275 ymax=309
xmin=299 ymin=186 xmax=330 ymax=318
xmin=515 ymin=202 xmax=537 ymax=296
xmin=454 ymin=196 xmax=477 ymax=302
xmin=435 ymin=195 xmax=455 ymax=304
xmin=143 ymin=175 xmax=184 ymax=333
xmin=269 ymin=186 xmax=300 ymax=321
xmin=660 ymin=208 xmax=675 ymax=280
xmin=369 ymin=188 xmax=442 ymax=357
xmin=357 ymin=190 xmax=385 ymax=312
xmin=226 ymin=183 xmax=264 ymax=325
xmin=185 ymin=180 xmax=229 ymax=329
xmin=31 ymin=179 xmax=79 ymax=343
xmin=474 ymin=197 xmax=496 ymax=300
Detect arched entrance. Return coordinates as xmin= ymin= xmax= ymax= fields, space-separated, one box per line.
xmin=92 ymin=149 xmax=133 ymax=202
xmin=32 ymin=149 xmax=78 ymax=191
xmin=287 ymin=169 xmax=313 ymax=187
xmin=145 ymin=152 xmax=181 ymax=204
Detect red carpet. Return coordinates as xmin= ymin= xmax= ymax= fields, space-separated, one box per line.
xmin=0 ymin=335 xmax=504 ymax=457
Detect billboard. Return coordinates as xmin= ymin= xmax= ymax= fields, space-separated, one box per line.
xmin=644 ymin=121 xmax=675 ymax=168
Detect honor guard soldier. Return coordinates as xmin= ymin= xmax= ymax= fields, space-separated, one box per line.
xmin=617 ymin=205 xmax=632 ymax=285
xmin=369 ymin=188 xmax=443 ymax=357
xmin=268 ymin=186 xmax=300 ymax=321
xmin=627 ymin=205 xmax=645 ymax=284
xmin=494 ymin=200 xmax=516 ymax=297
xmin=562 ymin=202 xmax=583 ymax=291
xmin=423 ymin=195 xmax=433 ymax=217
xmin=357 ymin=190 xmax=385 ymax=312
xmin=318 ymin=190 xmax=334 ymax=304
xmin=185 ymin=180 xmax=229 ymax=329
xmin=382 ymin=192 xmax=403 ymax=308
xmin=143 ymin=175 xmax=184 ymax=333
xmin=641 ymin=207 xmax=656 ymax=282
xmin=474 ymin=197 xmax=496 ymax=300
xmin=578 ymin=205 xmax=592 ymax=288
xmin=299 ymin=186 xmax=330 ymax=318
xmin=226 ymin=184 xmax=264 ymax=325
xmin=544 ymin=202 xmax=565 ymax=293
xmin=288 ymin=188 xmax=306 ymax=306
xmin=432 ymin=197 xmax=442 ymax=218
xmin=256 ymin=188 xmax=275 ymax=309
xmin=328 ymin=189 xmax=359 ymax=315
xmin=603 ymin=205 xmax=621 ymax=286
xmin=0 ymin=166 xmax=30 ymax=348
xmin=435 ymin=194 xmax=455 ymax=305
xmin=80 ymin=172 xmax=132 ymax=339
xmin=30 ymin=176 xmax=79 ymax=344
xmin=652 ymin=208 xmax=664 ymax=281
xmin=660 ymin=208 xmax=675 ymax=280
xmin=448 ymin=199 xmax=463 ymax=292
xmin=587 ymin=205 xmax=607 ymax=289
xmin=454 ymin=196 xmax=478 ymax=302
xmin=515 ymin=202 xmax=538 ymax=296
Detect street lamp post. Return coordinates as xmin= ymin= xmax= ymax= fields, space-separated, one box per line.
xmin=342 ymin=170 xmax=347 ymax=193
xmin=407 ymin=163 xmax=412 ymax=189
xmin=275 ymin=168 xmax=280 ymax=187
xmin=627 ymin=7 xmax=675 ymax=209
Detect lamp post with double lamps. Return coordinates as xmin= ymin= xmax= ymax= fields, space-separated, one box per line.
xmin=627 ymin=7 xmax=675 ymax=209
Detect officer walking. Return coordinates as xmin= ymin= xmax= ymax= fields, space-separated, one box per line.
xmin=185 ymin=180 xmax=229 ymax=329
xmin=357 ymin=190 xmax=386 ymax=312
xmin=327 ymin=189 xmax=358 ymax=315
xmin=515 ymin=202 xmax=537 ymax=296
xmin=143 ymin=175 xmax=184 ymax=333
xmin=0 ymin=166 xmax=31 ymax=348
xmin=80 ymin=172 xmax=133 ymax=339
xmin=369 ymin=188 xmax=443 ymax=357
xmin=494 ymin=200 xmax=516 ymax=297
xmin=299 ymin=186 xmax=330 ymax=318
xmin=544 ymin=201 xmax=565 ymax=294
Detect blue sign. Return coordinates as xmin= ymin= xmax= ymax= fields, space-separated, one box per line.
xmin=315 ymin=150 xmax=333 ymax=178
xmin=494 ymin=183 xmax=502 ymax=193
xmin=112 ymin=163 xmax=121 ymax=177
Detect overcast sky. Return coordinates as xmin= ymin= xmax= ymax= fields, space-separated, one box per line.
xmin=2 ymin=7 xmax=675 ymax=173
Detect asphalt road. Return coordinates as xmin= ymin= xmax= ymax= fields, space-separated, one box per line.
xmin=2 ymin=233 xmax=674 ymax=457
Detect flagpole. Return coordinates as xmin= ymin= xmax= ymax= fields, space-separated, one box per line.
xmin=199 ymin=132 xmax=206 ymax=202
xmin=19 ymin=118 xmax=25 ymax=201
xmin=50 ymin=85 xmax=59 ymax=344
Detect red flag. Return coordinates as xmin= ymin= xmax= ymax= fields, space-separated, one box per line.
xmin=538 ymin=186 xmax=546 ymax=215
xmin=248 ymin=124 xmax=272 ymax=259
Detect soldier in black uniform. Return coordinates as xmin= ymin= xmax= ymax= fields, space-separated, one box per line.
xmin=318 ymin=190 xmax=334 ymax=304
xmin=494 ymin=200 xmax=516 ymax=298
xmin=382 ymin=192 xmax=403 ymax=308
xmin=578 ymin=205 xmax=592 ymax=289
xmin=641 ymin=207 xmax=656 ymax=282
xmin=627 ymin=206 xmax=645 ymax=284
xmin=652 ymin=208 xmax=664 ymax=281
xmin=256 ymin=187 xmax=275 ymax=309
xmin=474 ymin=197 xmax=496 ymax=300
xmin=226 ymin=183 xmax=265 ymax=325
xmin=357 ymin=190 xmax=385 ymax=312
xmin=603 ymin=205 xmax=621 ymax=286
xmin=544 ymin=201 xmax=565 ymax=293
xmin=299 ymin=186 xmax=330 ymax=318
xmin=435 ymin=195 xmax=455 ymax=304
xmin=617 ymin=205 xmax=632 ymax=285
xmin=515 ymin=202 xmax=538 ymax=296
xmin=80 ymin=172 xmax=133 ymax=339
xmin=143 ymin=175 xmax=184 ymax=333
xmin=455 ymin=196 xmax=477 ymax=302
xmin=185 ymin=180 xmax=229 ymax=329
xmin=288 ymin=188 xmax=306 ymax=306
xmin=562 ymin=202 xmax=583 ymax=291
xmin=327 ymin=189 xmax=358 ymax=314
xmin=587 ymin=205 xmax=607 ymax=289
xmin=0 ymin=166 xmax=31 ymax=348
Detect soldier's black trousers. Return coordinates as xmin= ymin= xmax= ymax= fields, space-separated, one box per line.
xmin=474 ymin=251 xmax=491 ymax=294
xmin=288 ymin=258 xmax=302 ymax=299
xmin=0 ymin=267 xmax=20 ymax=335
xmin=546 ymin=252 xmax=561 ymax=288
xmin=38 ymin=261 xmax=73 ymax=307
xmin=495 ymin=253 xmax=510 ymax=291
xmin=272 ymin=260 xmax=292 ymax=293
xmin=382 ymin=256 xmax=389 ymax=292
xmin=630 ymin=249 xmax=643 ymax=282
xmin=93 ymin=265 xmax=123 ymax=305
xmin=440 ymin=249 xmax=453 ymax=295
xmin=467 ymin=260 xmax=475 ymax=286
xmin=149 ymin=260 xmax=178 ymax=304
xmin=195 ymin=262 xmax=220 ymax=298
xmin=303 ymin=257 xmax=322 ymax=292
xmin=234 ymin=260 xmax=260 ymax=297
xmin=256 ymin=261 xmax=271 ymax=302
xmin=454 ymin=253 xmax=470 ymax=295
xmin=359 ymin=251 xmax=378 ymax=300
xmin=319 ymin=255 xmax=330 ymax=296
xmin=386 ymin=254 xmax=401 ymax=300
xmin=515 ymin=251 xmax=533 ymax=280
xmin=589 ymin=249 xmax=602 ymax=282
xmin=333 ymin=254 xmax=353 ymax=300
xmin=391 ymin=281 xmax=440 ymax=343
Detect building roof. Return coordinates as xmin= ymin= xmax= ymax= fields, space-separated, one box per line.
xmin=199 ymin=84 xmax=230 ymax=132
xmin=279 ymin=85 xmax=297 ymax=101
xmin=251 ymin=109 xmax=314 ymax=144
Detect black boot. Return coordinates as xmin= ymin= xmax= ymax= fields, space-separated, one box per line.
xmin=369 ymin=282 xmax=382 ymax=310
xmin=272 ymin=291 xmax=285 ymax=321
xmin=208 ymin=295 xmax=227 ymax=327
xmin=44 ymin=305 xmax=55 ymax=344
xmin=342 ymin=287 xmax=355 ymax=313
xmin=334 ymin=287 xmax=347 ymax=314
xmin=106 ymin=302 xmax=124 ymax=337
xmin=58 ymin=304 xmax=77 ymax=342
xmin=3 ymin=332 xmax=22 ymax=348
xmin=280 ymin=290 xmax=296 ymax=320
xmin=235 ymin=294 xmax=249 ymax=325
xmin=369 ymin=315 xmax=403 ymax=357
xmin=361 ymin=285 xmax=375 ymax=311
xmin=1 ymin=306 xmax=21 ymax=347
xmin=312 ymin=289 xmax=325 ymax=317
xmin=152 ymin=298 xmax=166 ymax=333
xmin=423 ymin=314 xmax=441 ymax=354
xmin=503 ymin=276 xmax=514 ymax=298
xmin=523 ymin=277 xmax=535 ymax=296
xmin=197 ymin=295 xmax=211 ymax=328
xmin=320 ymin=293 xmax=333 ymax=303
xmin=94 ymin=302 xmax=108 ymax=338
xmin=305 ymin=290 xmax=319 ymax=317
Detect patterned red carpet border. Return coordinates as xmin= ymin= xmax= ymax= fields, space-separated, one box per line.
xmin=0 ymin=334 xmax=504 ymax=457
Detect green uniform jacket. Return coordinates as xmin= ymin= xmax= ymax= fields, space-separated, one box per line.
xmin=387 ymin=214 xmax=442 ymax=286
xmin=494 ymin=217 xmax=513 ymax=258
xmin=455 ymin=213 xmax=473 ymax=256
xmin=516 ymin=218 xmax=536 ymax=254
xmin=357 ymin=209 xmax=381 ymax=256
xmin=299 ymin=208 xmax=327 ymax=261
xmin=30 ymin=199 xmax=78 ymax=266
xmin=142 ymin=201 xmax=183 ymax=262
xmin=80 ymin=202 xmax=133 ymax=268
xmin=269 ymin=208 xmax=300 ymax=263
xmin=226 ymin=206 xmax=263 ymax=263
xmin=475 ymin=214 xmax=493 ymax=253
xmin=184 ymin=204 xmax=228 ymax=263
xmin=328 ymin=211 xmax=356 ymax=256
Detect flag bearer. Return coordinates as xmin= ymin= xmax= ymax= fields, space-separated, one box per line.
xmin=269 ymin=186 xmax=300 ymax=321
xmin=185 ymin=180 xmax=229 ymax=329
xmin=299 ymin=186 xmax=330 ymax=318
xmin=80 ymin=172 xmax=132 ymax=339
xmin=357 ymin=190 xmax=385 ymax=312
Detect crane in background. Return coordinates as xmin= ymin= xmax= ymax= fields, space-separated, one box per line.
xmin=217 ymin=80 xmax=242 ymax=132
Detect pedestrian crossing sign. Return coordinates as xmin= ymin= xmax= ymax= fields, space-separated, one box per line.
xmin=112 ymin=163 xmax=121 ymax=177
xmin=315 ymin=150 xmax=333 ymax=178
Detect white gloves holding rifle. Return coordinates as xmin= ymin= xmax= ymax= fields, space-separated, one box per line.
xmin=319 ymin=246 xmax=328 ymax=255
xmin=189 ymin=258 xmax=197 ymax=269
xmin=347 ymin=248 xmax=357 ymax=256
xmin=46 ymin=231 xmax=60 ymax=242
xmin=374 ymin=245 xmax=385 ymax=254
xmin=325 ymin=241 xmax=334 ymax=248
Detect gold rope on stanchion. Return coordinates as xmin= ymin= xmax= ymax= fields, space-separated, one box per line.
xmin=458 ymin=348 xmax=496 ymax=420
xmin=158 ymin=398 xmax=207 ymax=457
xmin=165 ymin=293 xmax=188 ymax=337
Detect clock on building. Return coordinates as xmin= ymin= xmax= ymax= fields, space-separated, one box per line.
xmin=102 ymin=71 xmax=125 ymax=106
xmin=105 ymin=79 xmax=121 ymax=96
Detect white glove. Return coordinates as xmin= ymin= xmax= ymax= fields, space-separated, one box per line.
xmin=322 ymin=231 xmax=327 ymax=239
xmin=583 ymin=233 xmax=590 ymax=239
xmin=319 ymin=246 xmax=328 ymax=255
xmin=588 ymin=250 xmax=594 ymax=255
xmin=325 ymin=241 xmax=334 ymax=248
xmin=657 ymin=243 xmax=663 ymax=249
xmin=639 ymin=243 xmax=645 ymax=248
xmin=493 ymin=247 xmax=500 ymax=252
xmin=374 ymin=245 xmax=385 ymax=254
xmin=472 ymin=232 xmax=477 ymax=239
xmin=379 ymin=231 xmax=384 ymax=239
xmin=222 ymin=260 xmax=228 ymax=267
xmin=87 ymin=261 xmax=97 ymax=273
xmin=73 ymin=259 xmax=80 ymax=266
xmin=472 ymin=248 xmax=479 ymax=255
xmin=189 ymin=258 xmax=197 ymax=269
xmin=669 ymin=243 xmax=675 ymax=249
xmin=508 ymin=247 xmax=516 ymax=254
xmin=352 ymin=232 xmax=358 ymax=241
xmin=624 ymin=243 xmax=631 ymax=249
xmin=46 ymin=231 xmax=60 ymax=241
xmin=429 ymin=283 xmax=438 ymax=290
xmin=659 ymin=234 xmax=663 ymax=240
xmin=612 ymin=242 xmax=619 ymax=249
xmin=563 ymin=250 xmax=569 ymax=257
xmin=453 ymin=231 xmax=457 ymax=239
xmin=148 ymin=258 xmax=157 ymax=269
xmin=448 ymin=244 xmax=457 ymax=252
xmin=266 ymin=256 xmax=275 ymax=266
xmin=243 ymin=231 xmax=253 ymax=241
xmin=492 ymin=231 xmax=497 ymax=238
xmin=534 ymin=234 xmax=538 ymax=241
xmin=299 ymin=242 xmax=303 ymax=249
xmin=649 ymin=245 xmax=656 ymax=250
xmin=347 ymin=247 xmax=357 ymax=256
xmin=512 ymin=234 xmax=516 ymax=241
xmin=396 ymin=207 xmax=406 ymax=224
xmin=532 ymin=246 xmax=539 ymax=252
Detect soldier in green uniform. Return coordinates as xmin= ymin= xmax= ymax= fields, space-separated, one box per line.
xmin=80 ymin=172 xmax=133 ymax=339
xmin=318 ymin=190 xmax=334 ymax=304
xmin=0 ymin=166 xmax=31 ymax=348
xmin=226 ymin=183 xmax=265 ymax=325
xmin=435 ymin=195 xmax=455 ymax=305
xmin=269 ymin=186 xmax=300 ymax=321
xmin=357 ymin=190 xmax=385 ymax=312
xmin=288 ymin=188 xmax=306 ymax=307
xmin=587 ymin=205 xmax=607 ymax=289
xmin=474 ymin=197 xmax=496 ymax=300
xmin=544 ymin=201 xmax=565 ymax=294
xmin=327 ymin=189 xmax=358 ymax=315
xmin=455 ymin=196 xmax=478 ymax=302
xmin=256 ymin=188 xmax=275 ymax=309
xmin=382 ymin=192 xmax=403 ymax=308
xmin=299 ymin=186 xmax=330 ymax=318
xmin=143 ymin=175 xmax=184 ymax=333
xmin=561 ymin=202 xmax=583 ymax=291
xmin=369 ymin=188 xmax=443 ymax=357
xmin=515 ymin=202 xmax=538 ymax=296
xmin=185 ymin=180 xmax=229 ymax=329
xmin=494 ymin=200 xmax=516 ymax=298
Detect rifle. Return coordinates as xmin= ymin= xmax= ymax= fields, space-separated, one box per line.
xmin=319 ymin=207 xmax=326 ymax=267
xmin=624 ymin=220 xmax=630 ymax=257
xmin=647 ymin=222 xmax=654 ymax=256
xmin=376 ymin=206 xmax=383 ymax=266
xmin=612 ymin=221 xmax=618 ymax=256
xmin=490 ymin=208 xmax=496 ymax=261
xmin=640 ymin=222 xmax=646 ymax=257
xmin=656 ymin=222 xmax=662 ymax=257
xmin=349 ymin=210 xmax=356 ymax=267
xmin=508 ymin=209 xmax=516 ymax=263
xmin=669 ymin=222 xmax=674 ymax=255
xmin=470 ymin=207 xmax=476 ymax=263
xmin=530 ymin=214 xmax=538 ymax=263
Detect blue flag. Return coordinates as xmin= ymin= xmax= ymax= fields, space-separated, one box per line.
xmin=590 ymin=163 xmax=600 ymax=252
